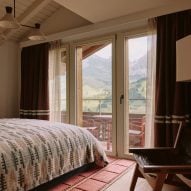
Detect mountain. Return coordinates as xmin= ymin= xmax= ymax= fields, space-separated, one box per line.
xmin=82 ymin=54 xmax=147 ymax=113
xmin=129 ymin=78 xmax=146 ymax=99
xmin=83 ymin=55 xmax=112 ymax=99
xmin=129 ymin=55 xmax=147 ymax=83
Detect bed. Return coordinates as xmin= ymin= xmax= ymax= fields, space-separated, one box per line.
xmin=0 ymin=118 xmax=108 ymax=191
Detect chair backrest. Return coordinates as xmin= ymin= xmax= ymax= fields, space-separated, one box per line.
xmin=173 ymin=122 xmax=183 ymax=148
xmin=176 ymin=122 xmax=191 ymax=158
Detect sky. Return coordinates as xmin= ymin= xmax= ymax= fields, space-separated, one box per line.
xmin=84 ymin=36 xmax=147 ymax=62
xmin=128 ymin=36 xmax=147 ymax=62
xmin=94 ymin=44 xmax=112 ymax=59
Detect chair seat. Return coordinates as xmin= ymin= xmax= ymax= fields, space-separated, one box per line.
xmin=130 ymin=122 xmax=191 ymax=191
xmin=134 ymin=150 xmax=191 ymax=173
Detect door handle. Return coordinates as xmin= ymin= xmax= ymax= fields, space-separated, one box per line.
xmin=120 ymin=94 xmax=124 ymax=104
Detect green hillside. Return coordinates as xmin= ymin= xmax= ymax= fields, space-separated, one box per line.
xmin=82 ymin=54 xmax=147 ymax=113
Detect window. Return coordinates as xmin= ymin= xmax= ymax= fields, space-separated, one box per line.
xmin=124 ymin=32 xmax=156 ymax=153
xmin=75 ymin=39 xmax=115 ymax=153
xmin=48 ymin=26 xmax=156 ymax=157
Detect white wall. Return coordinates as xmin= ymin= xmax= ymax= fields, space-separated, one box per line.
xmin=41 ymin=7 xmax=91 ymax=35
xmin=0 ymin=41 xmax=19 ymax=118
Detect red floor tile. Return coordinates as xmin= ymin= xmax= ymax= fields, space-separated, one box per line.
xmin=104 ymin=164 xmax=127 ymax=174
xmin=114 ymin=159 xmax=135 ymax=167
xmin=92 ymin=170 xmax=118 ymax=183
xmin=77 ymin=179 xmax=106 ymax=191
xmin=64 ymin=175 xmax=85 ymax=186
xmin=107 ymin=157 xmax=117 ymax=163
xmin=80 ymin=167 xmax=100 ymax=177
xmin=46 ymin=159 xmax=134 ymax=191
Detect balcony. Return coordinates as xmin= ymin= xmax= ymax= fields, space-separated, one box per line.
xmin=83 ymin=98 xmax=145 ymax=150
xmin=61 ymin=98 xmax=145 ymax=151
xmin=82 ymin=112 xmax=145 ymax=151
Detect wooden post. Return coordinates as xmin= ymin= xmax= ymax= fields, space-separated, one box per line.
xmin=76 ymin=47 xmax=83 ymax=126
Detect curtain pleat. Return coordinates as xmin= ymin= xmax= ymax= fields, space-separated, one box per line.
xmin=20 ymin=43 xmax=49 ymax=120
xmin=49 ymin=41 xmax=68 ymax=123
xmin=145 ymin=19 xmax=157 ymax=147
xmin=155 ymin=10 xmax=191 ymax=147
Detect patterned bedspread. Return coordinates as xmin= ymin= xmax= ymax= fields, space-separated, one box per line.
xmin=0 ymin=119 xmax=108 ymax=191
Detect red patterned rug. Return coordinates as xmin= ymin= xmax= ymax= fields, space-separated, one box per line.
xmin=47 ymin=157 xmax=135 ymax=191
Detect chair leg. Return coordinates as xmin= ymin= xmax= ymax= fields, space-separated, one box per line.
xmin=130 ymin=164 xmax=140 ymax=191
xmin=153 ymin=173 xmax=167 ymax=191
xmin=166 ymin=174 xmax=174 ymax=183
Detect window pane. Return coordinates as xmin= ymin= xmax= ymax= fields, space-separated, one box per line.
xmin=76 ymin=42 xmax=113 ymax=152
xmin=126 ymin=36 xmax=148 ymax=149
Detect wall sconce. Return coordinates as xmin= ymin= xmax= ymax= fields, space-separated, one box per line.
xmin=0 ymin=6 xmax=20 ymax=29
xmin=22 ymin=23 xmax=46 ymax=41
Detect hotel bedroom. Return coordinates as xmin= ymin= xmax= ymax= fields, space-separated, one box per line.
xmin=0 ymin=0 xmax=191 ymax=191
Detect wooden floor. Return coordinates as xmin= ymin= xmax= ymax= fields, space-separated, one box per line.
xmin=105 ymin=164 xmax=185 ymax=191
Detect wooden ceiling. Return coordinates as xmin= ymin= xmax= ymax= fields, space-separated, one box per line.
xmin=0 ymin=0 xmax=60 ymax=41
xmin=0 ymin=0 xmax=190 ymax=43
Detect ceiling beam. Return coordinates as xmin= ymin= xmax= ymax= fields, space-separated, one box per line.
xmin=16 ymin=0 xmax=52 ymax=24
xmin=5 ymin=0 xmax=52 ymax=37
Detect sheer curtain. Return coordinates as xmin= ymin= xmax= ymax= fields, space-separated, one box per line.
xmin=49 ymin=40 xmax=68 ymax=123
xmin=145 ymin=19 xmax=156 ymax=147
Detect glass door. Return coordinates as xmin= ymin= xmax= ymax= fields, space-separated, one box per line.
xmin=75 ymin=38 xmax=116 ymax=154
xmin=123 ymin=33 xmax=155 ymax=155
xmin=126 ymin=36 xmax=147 ymax=149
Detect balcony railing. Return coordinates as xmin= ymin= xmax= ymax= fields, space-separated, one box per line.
xmin=61 ymin=98 xmax=146 ymax=150
xmin=83 ymin=98 xmax=112 ymax=115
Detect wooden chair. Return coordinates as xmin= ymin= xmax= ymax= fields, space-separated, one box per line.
xmin=129 ymin=122 xmax=191 ymax=191
xmin=129 ymin=116 xmax=145 ymax=147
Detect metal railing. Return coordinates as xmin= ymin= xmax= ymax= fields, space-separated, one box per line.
xmin=60 ymin=98 xmax=147 ymax=115
xmin=82 ymin=112 xmax=145 ymax=149
xmin=83 ymin=98 xmax=112 ymax=115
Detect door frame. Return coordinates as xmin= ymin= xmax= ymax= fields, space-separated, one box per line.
xmin=70 ymin=35 xmax=117 ymax=156
xmin=116 ymin=27 xmax=151 ymax=159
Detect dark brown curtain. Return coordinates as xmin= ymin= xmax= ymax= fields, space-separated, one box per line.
xmin=155 ymin=10 xmax=191 ymax=147
xmin=20 ymin=43 xmax=49 ymax=120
